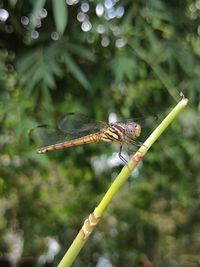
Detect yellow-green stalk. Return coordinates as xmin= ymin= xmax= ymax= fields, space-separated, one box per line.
xmin=58 ymin=95 xmax=188 ymax=267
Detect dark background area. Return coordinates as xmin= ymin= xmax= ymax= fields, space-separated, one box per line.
xmin=0 ymin=0 xmax=200 ymax=266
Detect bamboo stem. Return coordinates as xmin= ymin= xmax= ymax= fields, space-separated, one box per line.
xmin=58 ymin=94 xmax=188 ymax=267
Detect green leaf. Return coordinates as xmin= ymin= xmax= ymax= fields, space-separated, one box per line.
xmin=63 ymin=53 xmax=90 ymax=89
xmin=31 ymin=0 xmax=46 ymax=28
xmin=66 ymin=43 xmax=96 ymax=61
xmin=17 ymin=48 xmax=63 ymax=96
xmin=111 ymin=56 xmax=137 ymax=82
xmin=8 ymin=0 xmax=17 ymax=7
xmin=52 ymin=0 xmax=68 ymax=35
xmin=32 ymin=0 xmax=46 ymax=13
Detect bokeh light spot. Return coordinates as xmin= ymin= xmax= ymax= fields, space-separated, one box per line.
xmin=101 ymin=36 xmax=110 ymax=47
xmin=31 ymin=30 xmax=39 ymax=39
xmin=51 ymin=32 xmax=59 ymax=40
xmin=96 ymin=4 xmax=104 ymax=17
xmin=81 ymin=21 xmax=92 ymax=32
xmin=81 ymin=2 xmax=90 ymax=13
xmin=107 ymin=8 xmax=116 ymax=19
xmin=66 ymin=0 xmax=79 ymax=5
xmin=36 ymin=20 xmax=42 ymax=28
xmin=195 ymin=0 xmax=200 ymax=10
xmin=104 ymin=0 xmax=113 ymax=10
xmin=96 ymin=24 xmax=105 ymax=34
xmin=115 ymin=38 xmax=127 ymax=48
xmin=0 ymin=9 xmax=9 ymax=22
xmin=197 ymin=25 xmax=200 ymax=35
xmin=77 ymin=12 xmax=86 ymax=22
xmin=39 ymin=8 xmax=48 ymax=18
xmin=116 ymin=6 xmax=124 ymax=18
xmin=5 ymin=25 xmax=14 ymax=33
xmin=21 ymin=16 xmax=29 ymax=25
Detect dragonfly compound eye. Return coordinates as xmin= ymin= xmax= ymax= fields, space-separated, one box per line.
xmin=126 ymin=123 xmax=141 ymax=138
xmin=135 ymin=124 xmax=141 ymax=137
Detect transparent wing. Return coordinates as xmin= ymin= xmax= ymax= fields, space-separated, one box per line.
xmin=29 ymin=125 xmax=69 ymax=146
xmin=58 ymin=113 xmax=107 ymax=134
xmin=29 ymin=114 xmax=107 ymax=147
xmin=116 ymin=115 xmax=158 ymax=127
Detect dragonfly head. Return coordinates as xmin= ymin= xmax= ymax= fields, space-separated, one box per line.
xmin=126 ymin=122 xmax=141 ymax=138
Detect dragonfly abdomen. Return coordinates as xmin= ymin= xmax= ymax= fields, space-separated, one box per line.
xmin=37 ymin=133 xmax=102 ymax=154
xmin=36 ymin=124 xmax=125 ymax=154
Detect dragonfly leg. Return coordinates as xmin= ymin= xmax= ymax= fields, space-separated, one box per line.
xmin=118 ymin=145 xmax=128 ymax=164
xmin=129 ymin=140 xmax=148 ymax=150
xmin=127 ymin=146 xmax=137 ymax=153
xmin=135 ymin=141 xmax=148 ymax=150
xmin=126 ymin=140 xmax=141 ymax=153
xmin=130 ymin=140 xmax=142 ymax=147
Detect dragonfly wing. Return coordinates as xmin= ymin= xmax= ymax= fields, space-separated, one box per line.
xmin=58 ymin=113 xmax=107 ymax=134
xmin=116 ymin=115 xmax=158 ymax=127
xmin=29 ymin=125 xmax=70 ymax=146
xmin=29 ymin=122 xmax=104 ymax=147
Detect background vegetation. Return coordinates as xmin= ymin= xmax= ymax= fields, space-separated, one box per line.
xmin=0 ymin=0 xmax=200 ymax=266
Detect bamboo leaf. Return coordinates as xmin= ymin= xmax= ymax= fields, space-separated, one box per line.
xmin=31 ymin=0 xmax=46 ymax=28
xmin=52 ymin=0 xmax=68 ymax=34
xmin=63 ymin=53 xmax=90 ymax=89
xmin=66 ymin=43 xmax=96 ymax=61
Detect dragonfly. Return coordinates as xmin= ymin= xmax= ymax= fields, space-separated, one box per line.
xmin=29 ymin=113 xmax=149 ymax=163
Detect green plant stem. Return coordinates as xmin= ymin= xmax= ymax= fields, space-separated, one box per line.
xmin=57 ymin=95 xmax=188 ymax=267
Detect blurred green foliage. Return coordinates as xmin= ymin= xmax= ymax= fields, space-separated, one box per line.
xmin=0 ymin=0 xmax=200 ymax=266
